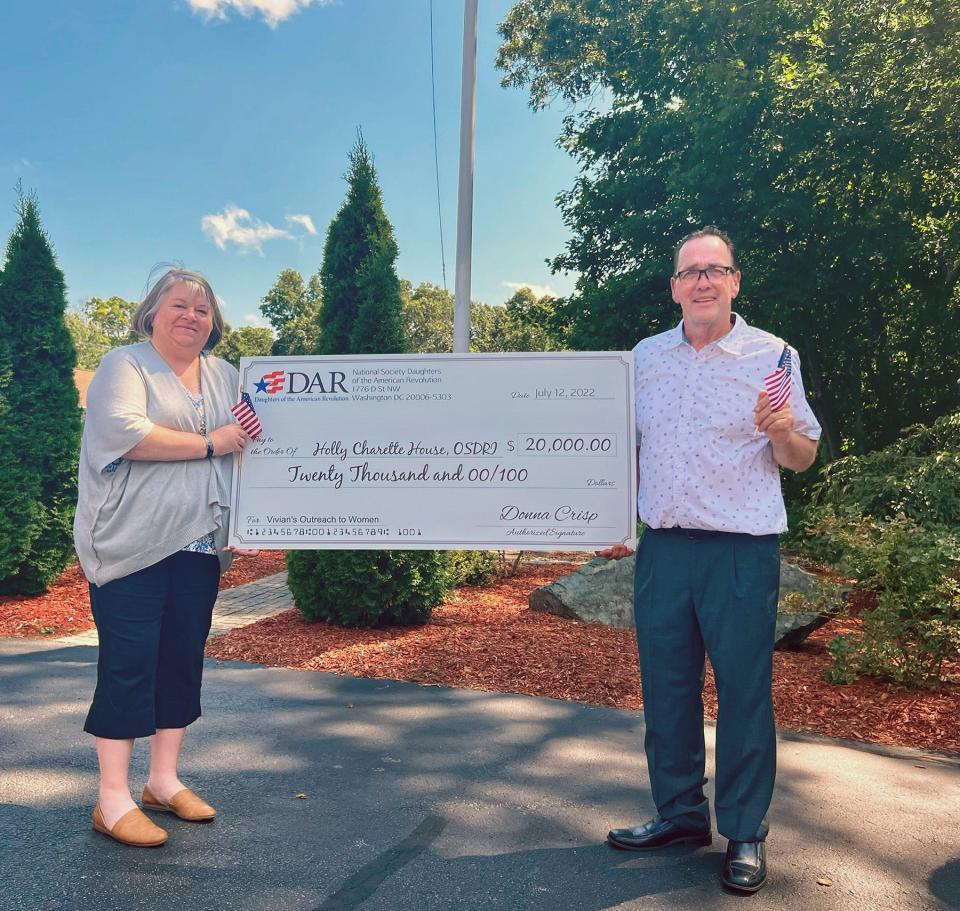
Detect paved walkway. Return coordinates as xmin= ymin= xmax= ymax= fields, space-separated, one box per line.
xmin=58 ymin=571 xmax=294 ymax=646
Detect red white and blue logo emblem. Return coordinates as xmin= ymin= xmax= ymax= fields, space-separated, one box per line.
xmin=253 ymin=369 xmax=348 ymax=396
xmin=254 ymin=370 xmax=286 ymax=394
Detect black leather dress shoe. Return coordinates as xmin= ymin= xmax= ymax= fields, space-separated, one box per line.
xmin=607 ymin=815 xmax=712 ymax=851
xmin=721 ymin=839 xmax=767 ymax=893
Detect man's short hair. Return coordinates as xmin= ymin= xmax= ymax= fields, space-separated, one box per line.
xmin=673 ymin=226 xmax=737 ymax=271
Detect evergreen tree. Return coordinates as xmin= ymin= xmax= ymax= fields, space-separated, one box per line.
xmin=317 ymin=136 xmax=405 ymax=355
xmin=287 ymin=137 xmax=451 ymax=627
xmin=0 ymin=193 xmax=82 ymax=593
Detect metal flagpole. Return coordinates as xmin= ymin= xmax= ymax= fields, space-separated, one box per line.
xmin=453 ymin=0 xmax=478 ymax=353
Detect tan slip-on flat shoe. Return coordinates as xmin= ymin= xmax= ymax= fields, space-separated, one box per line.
xmin=92 ymin=803 xmax=168 ymax=847
xmin=141 ymin=785 xmax=216 ymax=822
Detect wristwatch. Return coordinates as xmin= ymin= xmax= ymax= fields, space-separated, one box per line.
xmin=204 ymin=434 xmax=214 ymax=459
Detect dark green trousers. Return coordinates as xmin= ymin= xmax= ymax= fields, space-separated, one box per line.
xmin=633 ymin=527 xmax=779 ymax=842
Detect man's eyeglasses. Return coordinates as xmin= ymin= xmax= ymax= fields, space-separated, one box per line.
xmin=674 ymin=266 xmax=736 ymax=285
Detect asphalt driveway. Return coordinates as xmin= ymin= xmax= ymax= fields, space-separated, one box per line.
xmin=1 ymin=638 xmax=957 ymax=911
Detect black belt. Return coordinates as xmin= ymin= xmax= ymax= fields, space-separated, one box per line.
xmin=647 ymin=527 xmax=777 ymax=541
xmin=648 ymin=526 xmax=730 ymax=538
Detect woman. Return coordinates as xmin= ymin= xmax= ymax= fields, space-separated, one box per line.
xmin=74 ymin=268 xmax=256 ymax=847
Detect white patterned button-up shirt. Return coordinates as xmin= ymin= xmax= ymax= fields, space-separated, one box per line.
xmin=633 ymin=313 xmax=821 ymax=535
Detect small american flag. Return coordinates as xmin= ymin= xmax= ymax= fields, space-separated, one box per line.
xmin=230 ymin=392 xmax=263 ymax=439
xmin=763 ymin=345 xmax=793 ymax=411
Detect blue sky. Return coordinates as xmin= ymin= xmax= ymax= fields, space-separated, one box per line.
xmin=0 ymin=0 xmax=580 ymax=330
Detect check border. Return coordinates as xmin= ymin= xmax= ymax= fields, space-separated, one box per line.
xmin=229 ymin=352 xmax=637 ymax=550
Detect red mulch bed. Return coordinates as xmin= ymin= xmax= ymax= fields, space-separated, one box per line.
xmin=0 ymin=552 xmax=287 ymax=638
xmin=3 ymin=553 xmax=957 ymax=755
xmin=205 ymin=559 xmax=960 ymax=756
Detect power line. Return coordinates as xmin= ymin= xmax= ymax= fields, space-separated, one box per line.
xmin=429 ymin=0 xmax=448 ymax=291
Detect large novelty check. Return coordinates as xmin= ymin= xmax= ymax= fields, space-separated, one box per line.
xmin=228 ymin=353 xmax=637 ymax=550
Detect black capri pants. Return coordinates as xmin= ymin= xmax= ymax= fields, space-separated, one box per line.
xmin=84 ymin=551 xmax=220 ymax=740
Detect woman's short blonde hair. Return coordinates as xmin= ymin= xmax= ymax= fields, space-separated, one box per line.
xmin=131 ymin=268 xmax=225 ymax=350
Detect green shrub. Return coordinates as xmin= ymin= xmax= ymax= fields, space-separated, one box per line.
xmin=778 ymin=581 xmax=846 ymax=616
xmin=447 ymin=550 xmax=499 ymax=586
xmin=791 ymin=409 xmax=960 ymax=560
xmin=788 ymin=411 xmax=960 ymax=688
xmin=808 ymin=411 xmax=960 ymax=529
xmin=287 ymin=550 xmax=452 ymax=627
xmin=825 ymin=635 xmax=859 ymax=685
xmin=809 ymin=511 xmax=960 ymax=688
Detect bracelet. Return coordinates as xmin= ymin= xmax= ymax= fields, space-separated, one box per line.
xmin=204 ymin=434 xmax=214 ymax=459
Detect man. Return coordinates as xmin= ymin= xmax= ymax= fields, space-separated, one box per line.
xmin=599 ymin=226 xmax=820 ymax=893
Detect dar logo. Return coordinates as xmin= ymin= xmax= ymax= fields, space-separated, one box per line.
xmin=254 ymin=370 xmax=285 ymax=394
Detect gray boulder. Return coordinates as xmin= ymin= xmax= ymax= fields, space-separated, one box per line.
xmin=528 ymin=554 xmax=841 ymax=647
xmin=779 ymin=560 xmax=819 ymax=595
xmin=774 ymin=610 xmax=834 ymax=650
xmin=528 ymin=557 xmax=634 ymax=629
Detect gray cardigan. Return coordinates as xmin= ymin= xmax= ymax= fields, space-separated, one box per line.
xmin=74 ymin=342 xmax=239 ymax=586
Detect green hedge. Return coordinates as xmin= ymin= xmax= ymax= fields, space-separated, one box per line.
xmin=287 ymin=550 xmax=452 ymax=627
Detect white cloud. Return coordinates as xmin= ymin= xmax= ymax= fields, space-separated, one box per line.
xmin=201 ymin=204 xmax=290 ymax=254
xmin=3 ymin=158 xmax=36 ymax=176
xmin=501 ymin=281 xmax=558 ymax=299
xmin=187 ymin=0 xmax=335 ymax=28
xmin=286 ymin=213 xmax=317 ymax=235
xmin=244 ymin=313 xmax=268 ymax=327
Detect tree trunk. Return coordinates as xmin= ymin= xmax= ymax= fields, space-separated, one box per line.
xmin=797 ymin=335 xmax=842 ymax=461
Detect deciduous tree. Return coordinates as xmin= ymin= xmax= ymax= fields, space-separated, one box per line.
xmin=259 ymin=268 xmax=322 ymax=356
xmin=497 ymin=286 xmax=567 ymax=352
xmin=401 ymin=280 xmax=454 ymax=353
xmin=498 ymin=0 xmax=960 ymax=457
xmin=64 ymin=296 xmax=138 ymax=369
xmin=84 ymin=296 xmax=138 ymax=346
xmin=215 ymin=324 xmax=274 ymax=368
xmin=400 ymin=281 xmax=568 ymax=354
